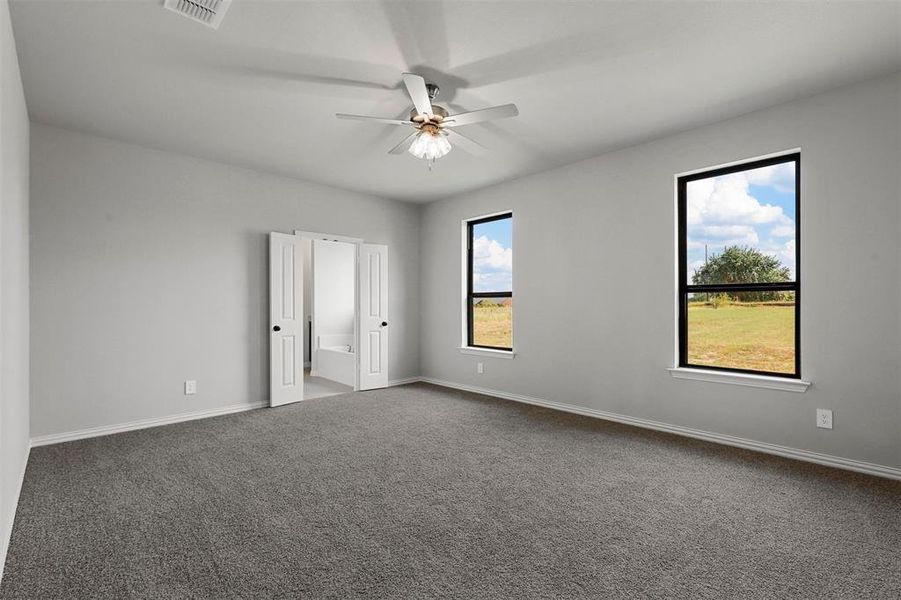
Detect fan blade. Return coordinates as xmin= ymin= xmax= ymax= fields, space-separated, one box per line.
xmin=402 ymin=73 xmax=433 ymax=117
xmin=446 ymin=130 xmax=486 ymax=156
xmin=444 ymin=104 xmax=519 ymax=127
xmin=336 ymin=113 xmax=413 ymax=126
xmin=388 ymin=132 xmax=418 ymax=155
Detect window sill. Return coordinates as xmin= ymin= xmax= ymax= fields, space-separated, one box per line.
xmin=459 ymin=347 xmax=516 ymax=359
xmin=668 ymin=367 xmax=810 ymax=393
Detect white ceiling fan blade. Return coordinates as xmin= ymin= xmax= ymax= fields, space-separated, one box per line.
xmin=446 ymin=130 xmax=487 ymax=156
xmin=444 ymin=103 xmax=519 ymax=127
xmin=402 ymin=72 xmax=433 ymax=117
xmin=336 ymin=113 xmax=412 ymax=126
xmin=388 ymin=132 xmax=418 ymax=154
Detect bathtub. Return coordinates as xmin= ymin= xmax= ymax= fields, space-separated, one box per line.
xmin=316 ymin=334 xmax=355 ymax=387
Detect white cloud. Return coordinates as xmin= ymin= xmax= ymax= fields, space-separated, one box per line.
xmin=770 ymin=224 xmax=795 ymax=238
xmin=697 ymin=224 xmax=758 ymax=241
xmin=472 ymin=235 xmax=512 ymax=291
xmin=686 ymin=170 xmax=788 ymax=227
xmin=473 ymin=235 xmax=511 ymax=269
xmin=743 ymin=162 xmax=794 ymax=189
xmin=779 ymin=239 xmax=796 ymax=277
xmin=688 ymin=225 xmax=759 ymax=251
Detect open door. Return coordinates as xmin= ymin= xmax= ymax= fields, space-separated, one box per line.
xmin=270 ymin=232 xmax=304 ymax=407
xmin=358 ymin=243 xmax=389 ymax=390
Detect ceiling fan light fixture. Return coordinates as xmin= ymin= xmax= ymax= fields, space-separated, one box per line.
xmin=408 ymin=128 xmax=452 ymax=162
xmin=336 ymin=71 xmax=518 ymax=164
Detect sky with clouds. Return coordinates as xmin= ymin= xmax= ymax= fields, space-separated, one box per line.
xmin=686 ymin=161 xmax=796 ymax=284
xmin=472 ymin=217 xmax=513 ymax=293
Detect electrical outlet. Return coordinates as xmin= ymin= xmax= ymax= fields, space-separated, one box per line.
xmin=477 ymin=362 xmax=484 ymax=374
xmin=185 ymin=380 xmax=197 ymax=395
xmin=816 ymin=408 xmax=833 ymax=429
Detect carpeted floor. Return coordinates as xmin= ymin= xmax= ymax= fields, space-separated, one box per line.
xmin=1 ymin=383 xmax=899 ymax=599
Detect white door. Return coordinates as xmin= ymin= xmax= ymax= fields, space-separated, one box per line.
xmin=358 ymin=244 xmax=389 ymax=390
xmin=270 ymin=232 xmax=304 ymax=407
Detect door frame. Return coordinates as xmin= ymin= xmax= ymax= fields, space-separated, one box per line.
xmin=295 ymin=230 xmax=364 ymax=392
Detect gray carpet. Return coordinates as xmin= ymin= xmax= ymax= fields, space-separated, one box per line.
xmin=2 ymin=383 xmax=899 ymax=599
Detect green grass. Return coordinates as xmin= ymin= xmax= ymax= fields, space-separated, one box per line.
xmin=688 ymin=302 xmax=795 ymax=373
xmin=471 ymin=299 xmax=792 ymax=372
xmin=473 ymin=303 xmax=512 ymax=348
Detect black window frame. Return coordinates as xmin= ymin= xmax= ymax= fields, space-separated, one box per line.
xmin=466 ymin=212 xmax=513 ymax=351
xmin=677 ymin=152 xmax=801 ymax=378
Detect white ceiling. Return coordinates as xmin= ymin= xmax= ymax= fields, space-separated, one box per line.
xmin=10 ymin=0 xmax=901 ymax=202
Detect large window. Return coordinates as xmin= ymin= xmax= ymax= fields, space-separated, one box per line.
xmin=466 ymin=212 xmax=513 ymax=350
xmin=678 ymin=153 xmax=800 ymax=377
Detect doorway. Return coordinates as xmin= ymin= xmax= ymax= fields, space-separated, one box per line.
xmin=306 ymin=238 xmax=355 ymax=399
xmin=269 ymin=230 xmax=389 ymax=407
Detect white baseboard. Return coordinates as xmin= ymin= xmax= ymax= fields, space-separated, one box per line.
xmin=25 ymin=376 xmax=901 ymax=481
xmin=386 ymin=377 xmax=422 ymax=387
xmin=30 ymin=379 xmax=419 ymax=449
xmin=0 ymin=442 xmax=30 ymax=585
xmin=419 ymin=377 xmax=901 ymax=481
xmin=30 ymin=401 xmax=267 ymax=448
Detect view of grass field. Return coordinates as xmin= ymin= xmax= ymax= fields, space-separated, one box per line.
xmin=472 ymin=300 xmax=513 ymax=348
xmin=687 ymin=299 xmax=795 ymax=373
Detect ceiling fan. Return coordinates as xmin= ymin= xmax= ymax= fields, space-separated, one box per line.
xmin=336 ymin=73 xmax=519 ymax=166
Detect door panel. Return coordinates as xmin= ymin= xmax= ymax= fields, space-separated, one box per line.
xmin=270 ymin=232 xmax=304 ymax=406
xmin=359 ymin=244 xmax=388 ymax=390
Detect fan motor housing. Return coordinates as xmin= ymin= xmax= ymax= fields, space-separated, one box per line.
xmin=410 ymin=104 xmax=448 ymax=123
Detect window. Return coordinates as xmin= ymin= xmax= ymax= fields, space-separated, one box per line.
xmin=466 ymin=212 xmax=513 ymax=350
xmin=678 ymin=153 xmax=800 ymax=378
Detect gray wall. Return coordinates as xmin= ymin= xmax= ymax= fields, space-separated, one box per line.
xmin=313 ymin=240 xmax=356 ymax=339
xmin=0 ymin=0 xmax=30 ymax=578
xmin=421 ymin=73 xmax=901 ymax=469
xmin=30 ymin=123 xmax=420 ymax=437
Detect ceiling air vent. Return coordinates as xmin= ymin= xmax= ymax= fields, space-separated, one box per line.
xmin=163 ymin=0 xmax=232 ymax=30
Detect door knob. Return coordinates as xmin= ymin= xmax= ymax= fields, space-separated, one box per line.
xmin=273 ymin=325 xmax=281 ymax=332
xmin=381 ymin=321 xmax=388 ymax=327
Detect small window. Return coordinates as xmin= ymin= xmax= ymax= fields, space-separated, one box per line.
xmin=678 ymin=153 xmax=800 ymax=377
xmin=466 ymin=213 xmax=513 ymax=350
